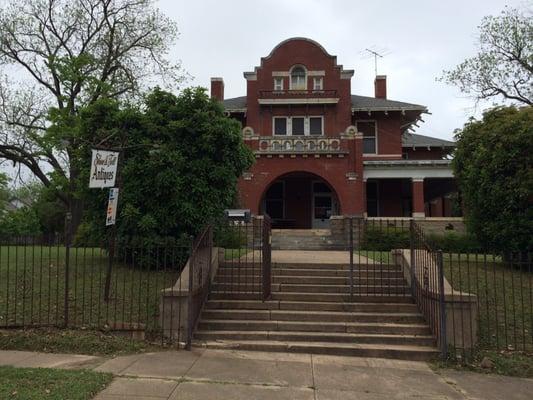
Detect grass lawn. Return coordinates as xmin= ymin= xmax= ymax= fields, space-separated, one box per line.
xmin=224 ymin=248 xmax=250 ymax=260
xmin=0 ymin=328 xmax=166 ymax=356
xmin=432 ymin=350 xmax=533 ymax=379
xmin=443 ymin=256 xmax=533 ymax=353
xmin=0 ymin=245 xmax=185 ymax=336
xmin=0 ymin=366 xmax=112 ymax=400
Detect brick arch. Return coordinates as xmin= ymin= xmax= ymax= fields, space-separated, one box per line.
xmin=258 ymin=170 xmax=342 ymax=215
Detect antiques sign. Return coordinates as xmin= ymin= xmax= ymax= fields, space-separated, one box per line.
xmin=89 ymin=149 xmax=119 ymax=188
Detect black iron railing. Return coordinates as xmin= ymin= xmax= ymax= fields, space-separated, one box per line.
xmin=186 ymin=225 xmax=213 ymax=349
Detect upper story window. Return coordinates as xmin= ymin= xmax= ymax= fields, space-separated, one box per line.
xmin=313 ymin=77 xmax=323 ymax=91
xmin=357 ymin=121 xmax=377 ymax=154
xmin=290 ymin=66 xmax=307 ymax=90
xmin=273 ymin=116 xmax=323 ymax=136
xmin=273 ymin=77 xmax=283 ymax=91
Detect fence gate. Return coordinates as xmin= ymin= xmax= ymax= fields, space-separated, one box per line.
xmin=215 ymin=215 xmax=272 ymax=302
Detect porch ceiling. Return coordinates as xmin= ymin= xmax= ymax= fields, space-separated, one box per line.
xmin=363 ymin=160 xmax=454 ymax=179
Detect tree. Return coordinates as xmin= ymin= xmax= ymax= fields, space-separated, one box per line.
xmin=441 ymin=7 xmax=532 ymax=106
xmin=452 ymin=106 xmax=533 ymax=253
xmin=72 ymin=87 xmax=254 ymax=243
xmin=0 ymin=173 xmax=9 ymax=212
xmin=0 ymin=0 xmax=183 ymax=233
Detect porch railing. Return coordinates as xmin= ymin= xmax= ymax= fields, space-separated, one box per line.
xmin=258 ymin=89 xmax=337 ymax=99
xmin=257 ymin=136 xmax=347 ymax=154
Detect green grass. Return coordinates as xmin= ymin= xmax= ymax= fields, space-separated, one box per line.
xmin=0 ymin=366 xmax=112 ymax=400
xmin=0 ymin=245 xmax=182 ymax=336
xmin=224 ymin=248 xmax=250 ymax=260
xmin=443 ymin=256 xmax=533 ymax=353
xmin=0 ymin=328 xmax=166 ymax=356
xmin=432 ymin=350 xmax=533 ymax=378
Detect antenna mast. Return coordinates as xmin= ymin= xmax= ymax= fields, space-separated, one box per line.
xmin=365 ymin=48 xmax=384 ymax=76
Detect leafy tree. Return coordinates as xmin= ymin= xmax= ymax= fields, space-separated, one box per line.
xmin=452 ymin=106 xmax=533 ymax=253
xmin=0 ymin=0 xmax=183 ymax=233
xmin=0 ymin=173 xmax=8 ymax=212
xmin=441 ymin=7 xmax=532 ymax=105
xmin=72 ymin=87 xmax=254 ymax=243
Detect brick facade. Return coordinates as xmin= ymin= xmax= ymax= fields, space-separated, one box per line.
xmin=212 ymin=38 xmax=457 ymax=226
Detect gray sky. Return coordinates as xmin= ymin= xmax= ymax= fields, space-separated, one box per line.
xmin=162 ymin=0 xmax=528 ymax=140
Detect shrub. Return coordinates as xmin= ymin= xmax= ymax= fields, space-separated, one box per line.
xmin=360 ymin=226 xmax=410 ymax=251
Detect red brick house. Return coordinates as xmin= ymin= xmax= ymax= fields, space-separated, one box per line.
xmin=211 ymin=38 xmax=457 ymax=228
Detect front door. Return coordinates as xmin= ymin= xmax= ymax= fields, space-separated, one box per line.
xmin=312 ymin=181 xmax=334 ymax=228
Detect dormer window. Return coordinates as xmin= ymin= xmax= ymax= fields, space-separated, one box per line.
xmin=273 ymin=77 xmax=283 ymax=91
xmin=290 ymin=66 xmax=307 ymax=90
xmin=313 ymin=77 xmax=323 ymax=91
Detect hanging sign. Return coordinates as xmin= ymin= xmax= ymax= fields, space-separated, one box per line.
xmin=106 ymin=188 xmax=119 ymax=226
xmin=89 ymin=149 xmax=119 ymax=188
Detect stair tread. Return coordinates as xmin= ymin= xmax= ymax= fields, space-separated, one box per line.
xmin=194 ymin=339 xmax=439 ymax=352
xmin=203 ymin=309 xmax=423 ymax=317
xmin=195 ymin=330 xmax=434 ymax=339
xmin=199 ymin=319 xmax=429 ymax=327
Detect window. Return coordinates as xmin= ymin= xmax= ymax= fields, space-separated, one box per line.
xmin=292 ymin=117 xmax=305 ymax=135
xmin=274 ymin=117 xmax=287 ymax=135
xmin=357 ymin=121 xmax=377 ymax=154
xmin=309 ymin=117 xmax=323 ymax=135
xmin=273 ymin=77 xmax=283 ymax=91
xmin=313 ymin=77 xmax=323 ymax=91
xmin=272 ymin=116 xmax=324 ymax=136
xmin=290 ymin=66 xmax=307 ymax=90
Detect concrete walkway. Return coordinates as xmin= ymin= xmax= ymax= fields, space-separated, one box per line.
xmin=235 ymin=250 xmax=375 ymax=264
xmin=1 ymin=349 xmax=533 ymax=399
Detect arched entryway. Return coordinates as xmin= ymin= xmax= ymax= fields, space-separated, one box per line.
xmin=259 ymin=172 xmax=340 ymax=229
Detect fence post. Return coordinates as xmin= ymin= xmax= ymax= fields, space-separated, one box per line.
xmin=63 ymin=212 xmax=72 ymax=328
xmin=349 ymin=217 xmax=354 ymax=300
xmin=437 ymin=250 xmax=447 ymax=359
xmin=409 ymin=220 xmax=416 ymax=298
xmin=186 ymin=236 xmax=195 ymax=350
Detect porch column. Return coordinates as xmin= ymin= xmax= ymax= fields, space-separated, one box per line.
xmin=412 ymin=178 xmax=425 ymax=218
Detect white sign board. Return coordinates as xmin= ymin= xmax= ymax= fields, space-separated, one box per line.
xmin=89 ymin=149 xmax=119 ymax=188
xmin=106 ymin=188 xmax=119 ymax=226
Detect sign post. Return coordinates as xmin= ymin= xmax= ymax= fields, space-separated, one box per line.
xmin=89 ymin=148 xmax=121 ymax=302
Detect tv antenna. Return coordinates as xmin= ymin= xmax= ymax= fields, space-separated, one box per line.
xmin=362 ymin=47 xmax=390 ymax=76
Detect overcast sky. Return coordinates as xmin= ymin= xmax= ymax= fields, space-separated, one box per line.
xmin=162 ymin=0 xmax=529 ymax=140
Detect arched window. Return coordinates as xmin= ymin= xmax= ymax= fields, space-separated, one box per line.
xmin=290 ymin=66 xmax=307 ymax=90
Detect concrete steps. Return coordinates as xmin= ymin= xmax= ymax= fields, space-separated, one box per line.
xmin=271 ymin=229 xmax=341 ymax=250
xmin=194 ymin=340 xmax=439 ymax=361
xmin=195 ymin=257 xmax=438 ymax=360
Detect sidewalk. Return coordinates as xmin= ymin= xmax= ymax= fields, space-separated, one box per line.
xmin=1 ymin=348 xmax=533 ymax=399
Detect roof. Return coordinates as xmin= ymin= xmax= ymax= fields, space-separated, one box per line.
xmin=222 ymin=95 xmax=427 ymax=112
xmin=223 ymin=96 xmax=246 ymax=111
xmin=351 ymin=95 xmax=426 ymax=112
xmin=402 ymin=133 xmax=455 ymax=148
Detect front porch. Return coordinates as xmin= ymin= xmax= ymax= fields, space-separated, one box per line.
xmin=364 ymin=160 xmax=460 ymax=218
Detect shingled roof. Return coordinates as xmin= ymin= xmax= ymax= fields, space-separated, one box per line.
xmin=222 ymin=95 xmax=427 ymax=112
xmin=402 ymin=133 xmax=455 ymax=148
xmin=351 ymin=95 xmax=426 ymax=112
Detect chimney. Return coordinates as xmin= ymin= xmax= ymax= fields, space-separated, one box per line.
xmin=210 ymin=77 xmax=224 ymax=101
xmin=374 ymin=75 xmax=387 ymax=99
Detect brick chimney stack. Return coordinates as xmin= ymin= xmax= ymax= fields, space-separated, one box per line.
xmin=210 ymin=77 xmax=224 ymax=101
xmin=374 ymin=75 xmax=387 ymax=99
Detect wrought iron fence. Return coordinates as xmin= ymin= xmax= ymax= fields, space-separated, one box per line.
xmin=0 ymin=234 xmax=190 ymax=345
xmin=347 ymin=217 xmax=533 ymax=358
xmin=410 ymin=221 xmax=447 ymax=356
xmin=443 ymin=250 xmax=532 ymax=358
xmin=213 ymin=215 xmax=271 ymax=301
